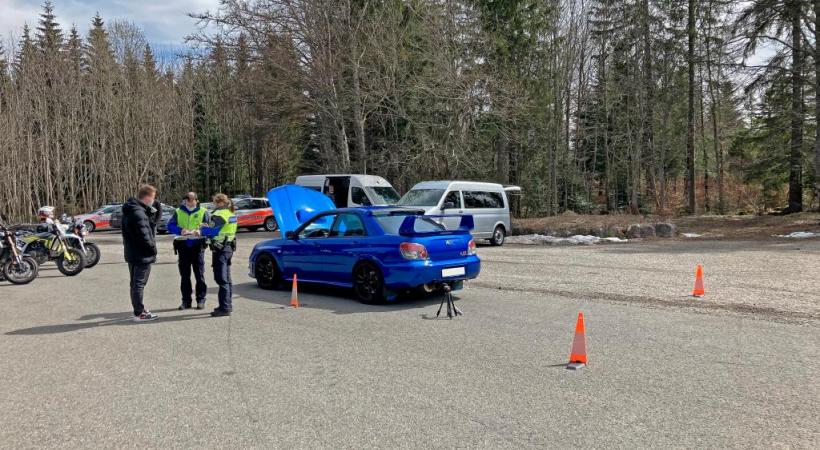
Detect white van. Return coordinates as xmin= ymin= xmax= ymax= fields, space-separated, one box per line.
xmin=397 ymin=181 xmax=520 ymax=246
xmin=295 ymin=174 xmax=401 ymax=208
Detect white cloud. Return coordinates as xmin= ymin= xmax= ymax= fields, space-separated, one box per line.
xmin=0 ymin=0 xmax=221 ymax=46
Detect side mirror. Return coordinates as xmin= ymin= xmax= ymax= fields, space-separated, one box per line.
xmin=285 ymin=231 xmax=298 ymax=240
xmin=442 ymin=201 xmax=455 ymax=210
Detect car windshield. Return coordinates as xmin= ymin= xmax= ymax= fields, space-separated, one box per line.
xmin=374 ymin=214 xmax=446 ymax=235
xmin=366 ymin=186 xmax=401 ymax=204
xmin=398 ymin=189 xmax=445 ymax=207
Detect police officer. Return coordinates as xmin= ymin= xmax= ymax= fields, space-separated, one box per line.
xmin=200 ymin=193 xmax=237 ymax=317
xmin=168 ymin=192 xmax=210 ymax=310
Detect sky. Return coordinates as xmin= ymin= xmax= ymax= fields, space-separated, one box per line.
xmin=0 ymin=0 xmax=220 ymax=51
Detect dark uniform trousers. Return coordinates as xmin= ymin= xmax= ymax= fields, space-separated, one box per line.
xmin=213 ymin=246 xmax=234 ymax=312
xmin=178 ymin=242 xmax=207 ymax=306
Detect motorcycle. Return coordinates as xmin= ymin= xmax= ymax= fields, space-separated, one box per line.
xmin=18 ymin=219 xmax=86 ymax=276
xmin=0 ymin=218 xmax=39 ymax=284
xmin=60 ymin=214 xmax=101 ymax=268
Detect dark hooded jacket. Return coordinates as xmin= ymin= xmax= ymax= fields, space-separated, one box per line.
xmin=122 ymin=197 xmax=158 ymax=264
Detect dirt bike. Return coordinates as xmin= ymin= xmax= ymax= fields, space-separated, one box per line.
xmin=60 ymin=214 xmax=101 ymax=268
xmin=0 ymin=219 xmax=39 ymax=284
xmin=18 ymin=220 xmax=86 ymax=276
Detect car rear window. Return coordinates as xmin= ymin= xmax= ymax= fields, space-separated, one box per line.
xmin=398 ymin=189 xmax=444 ymax=207
xmin=375 ymin=215 xmax=446 ymax=235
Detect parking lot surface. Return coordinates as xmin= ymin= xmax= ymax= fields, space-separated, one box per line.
xmin=1 ymin=232 xmax=818 ymax=448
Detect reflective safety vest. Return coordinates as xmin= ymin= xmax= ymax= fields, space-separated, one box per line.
xmin=175 ymin=206 xmax=207 ymax=236
xmin=212 ymin=208 xmax=237 ymax=242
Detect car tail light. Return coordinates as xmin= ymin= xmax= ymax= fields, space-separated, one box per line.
xmin=400 ymin=242 xmax=428 ymax=260
xmin=467 ymin=239 xmax=477 ymax=255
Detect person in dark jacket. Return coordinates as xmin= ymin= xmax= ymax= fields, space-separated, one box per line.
xmin=122 ymin=184 xmax=159 ymax=322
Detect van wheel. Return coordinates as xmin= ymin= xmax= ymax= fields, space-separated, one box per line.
xmin=353 ymin=262 xmax=385 ymax=304
xmin=490 ymin=225 xmax=505 ymax=246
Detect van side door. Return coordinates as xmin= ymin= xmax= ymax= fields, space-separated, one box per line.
xmin=440 ymin=190 xmax=463 ymax=230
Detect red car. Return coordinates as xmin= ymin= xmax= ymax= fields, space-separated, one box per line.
xmin=75 ymin=204 xmax=122 ymax=232
xmin=232 ymin=197 xmax=277 ymax=232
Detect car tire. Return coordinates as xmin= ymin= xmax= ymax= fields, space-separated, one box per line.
xmin=353 ymin=261 xmax=385 ymax=304
xmin=255 ymin=253 xmax=282 ymax=290
xmin=83 ymin=221 xmax=95 ymax=233
xmin=490 ymin=225 xmax=505 ymax=246
xmin=264 ymin=217 xmax=278 ymax=232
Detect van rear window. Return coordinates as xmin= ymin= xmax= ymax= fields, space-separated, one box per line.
xmin=463 ymin=191 xmax=504 ymax=209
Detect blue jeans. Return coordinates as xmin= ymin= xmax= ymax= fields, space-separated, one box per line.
xmin=212 ymin=247 xmax=233 ymax=311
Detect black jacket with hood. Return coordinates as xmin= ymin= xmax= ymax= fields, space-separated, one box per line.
xmin=122 ymin=197 xmax=158 ymax=264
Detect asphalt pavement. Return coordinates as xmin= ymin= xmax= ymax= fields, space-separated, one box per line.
xmin=0 ymin=231 xmax=817 ymax=449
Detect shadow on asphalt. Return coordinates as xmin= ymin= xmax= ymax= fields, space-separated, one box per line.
xmin=5 ymin=310 xmax=213 ymax=335
xmin=232 ymin=282 xmax=457 ymax=315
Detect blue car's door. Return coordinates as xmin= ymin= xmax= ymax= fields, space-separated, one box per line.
xmin=322 ymin=213 xmax=369 ymax=285
xmin=281 ymin=213 xmax=337 ymax=281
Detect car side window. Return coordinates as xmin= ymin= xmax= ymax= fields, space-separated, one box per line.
xmin=443 ymin=191 xmax=461 ymax=209
xmin=330 ymin=213 xmax=367 ymax=238
xmin=463 ymin=191 xmax=504 ymax=209
xmin=249 ymin=199 xmax=268 ymax=209
xmin=299 ymin=214 xmax=335 ymax=239
xmin=351 ymin=187 xmax=371 ymax=206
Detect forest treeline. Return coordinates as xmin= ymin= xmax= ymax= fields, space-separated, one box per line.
xmin=1 ymin=0 xmax=819 ymax=220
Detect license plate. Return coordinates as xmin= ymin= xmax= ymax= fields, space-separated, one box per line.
xmin=442 ymin=267 xmax=465 ymax=278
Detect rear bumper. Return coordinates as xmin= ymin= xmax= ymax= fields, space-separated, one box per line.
xmin=381 ymin=256 xmax=481 ymax=290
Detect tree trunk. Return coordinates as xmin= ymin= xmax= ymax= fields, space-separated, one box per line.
xmin=686 ymin=0 xmax=697 ymax=214
xmin=787 ymin=0 xmax=803 ymax=212
xmin=814 ymin=0 xmax=820 ymax=207
xmin=495 ymin=133 xmax=510 ymax=184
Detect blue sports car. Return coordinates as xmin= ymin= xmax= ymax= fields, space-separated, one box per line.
xmin=248 ymin=185 xmax=481 ymax=303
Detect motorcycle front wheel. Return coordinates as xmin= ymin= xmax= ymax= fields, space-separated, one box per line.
xmin=82 ymin=243 xmax=101 ymax=268
xmin=57 ymin=248 xmax=86 ymax=276
xmin=3 ymin=256 xmax=39 ymax=284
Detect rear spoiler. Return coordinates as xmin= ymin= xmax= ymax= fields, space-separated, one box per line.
xmin=398 ymin=214 xmax=474 ymax=237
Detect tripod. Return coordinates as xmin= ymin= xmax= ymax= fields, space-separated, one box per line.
xmin=436 ymin=285 xmax=462 ymax=319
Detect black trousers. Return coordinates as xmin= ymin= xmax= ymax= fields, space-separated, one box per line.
xmin=212 ymin=246 xmax=234 ymax=312
xmin=178 ymin=244 xmax=207 ymax=306
xmin=128 ymin=262 xmax=152 ymax=316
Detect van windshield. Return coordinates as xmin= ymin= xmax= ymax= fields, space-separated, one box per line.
xmin=398 ymin=189 xmax=445 ymax=207
xmin=366 ymin=186 xmax=400 ymax=204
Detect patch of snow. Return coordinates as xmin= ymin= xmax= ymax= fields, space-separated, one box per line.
xmin=506 ymin=234 xmax=628 ymax=246
xmin=773 ymin=231 xmax=820 ymax=239
xmin=682 ymin=233 xmax=702 ymax=238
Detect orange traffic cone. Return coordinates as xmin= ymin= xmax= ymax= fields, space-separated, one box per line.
xmin=692 ymin=264 xmax=705 ymax=298
xmin=290 ymin=273 xmax=300 ymax=308
xmin=567 ymin=312 xmax=587 ymax=370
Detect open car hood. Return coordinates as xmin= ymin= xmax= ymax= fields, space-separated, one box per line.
xmin=266 ymin=185 xmax=336 ymax=235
